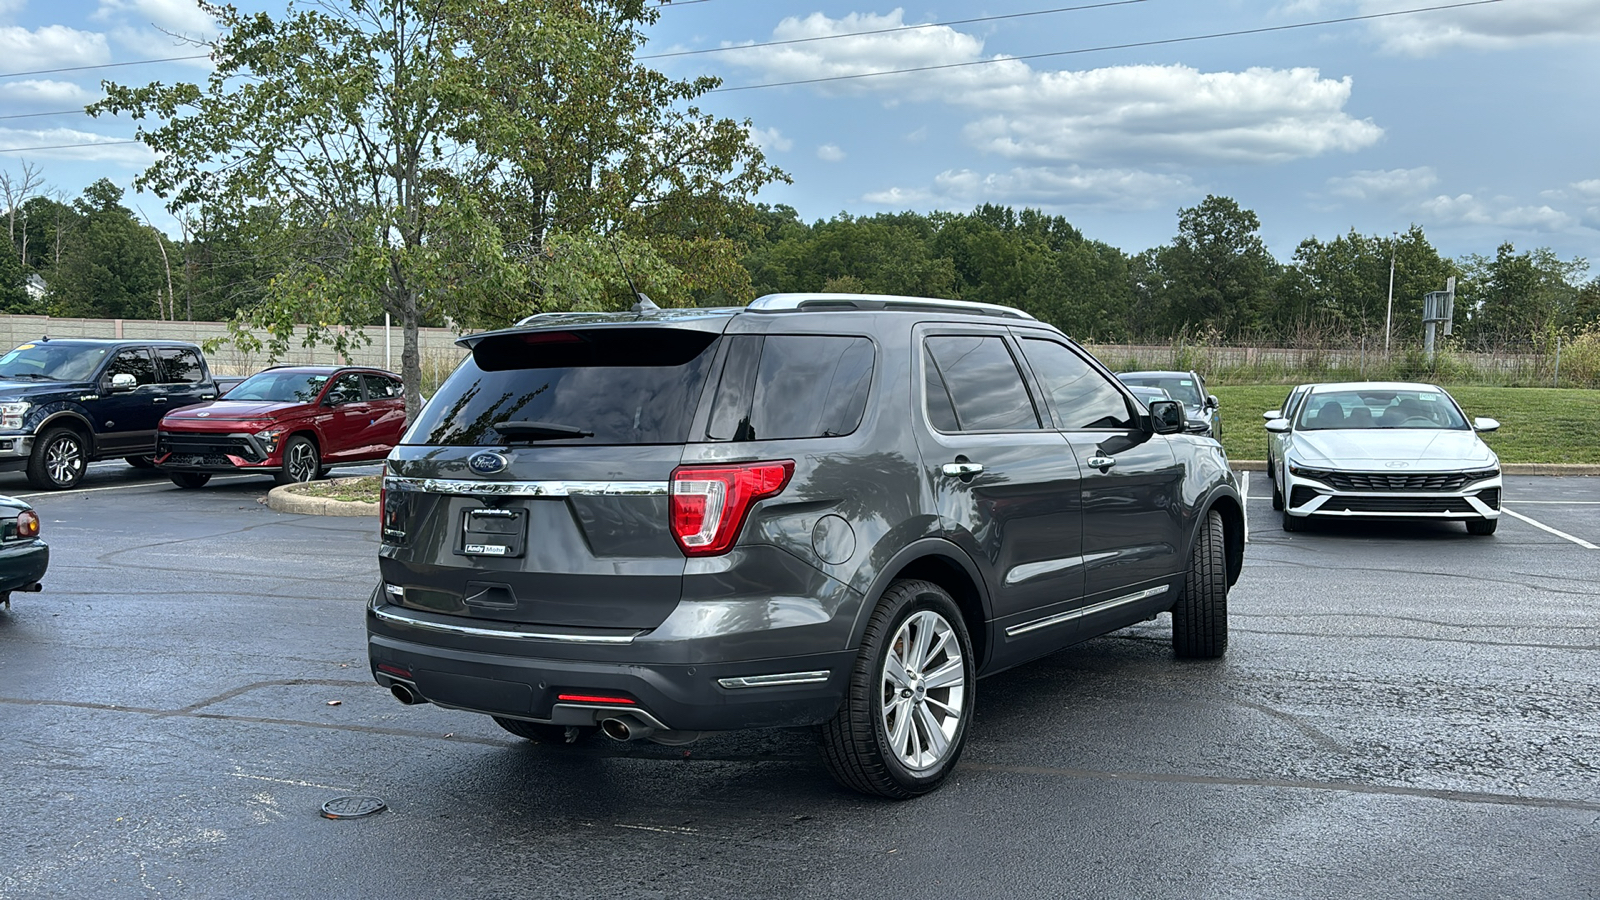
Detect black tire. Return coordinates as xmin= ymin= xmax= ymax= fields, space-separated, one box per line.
xmin=1466 ymin=518 xmax=1498 ymax=535
xmin=1271 ymin=478 xmax=1284 ymax=511
xmin=820 ymin=579 xmax=975 ymax=799
xmin=493 ymin=717 xmax=596 ymax=745
xmin=170 ymin=472 xmax=212 ymax=489
xmin=26 ymin=426 xmax=89 ymax=490
xmin=1282 ymin=509 xmax=1305 ymax=532
xmin=1173 ymin=509 xmax=1229 ymax=659
xmin=273 ymin=435 xmax=321 ymax=485
xmin=125 ymin=455 xmax=157 ymax=469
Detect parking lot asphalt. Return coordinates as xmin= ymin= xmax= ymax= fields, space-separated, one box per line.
xmin=1 ymin=464 xmax=1597 ymax=899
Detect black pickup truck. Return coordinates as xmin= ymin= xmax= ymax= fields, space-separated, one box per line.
xmin=0 ymin=338 xmax=245 ymax=490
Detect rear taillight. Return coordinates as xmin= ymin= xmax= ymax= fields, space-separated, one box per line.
xmin=15 ymin=509 xmax=38 ymax=539
xmin=670 ymin=461 xmax=794 ymax=556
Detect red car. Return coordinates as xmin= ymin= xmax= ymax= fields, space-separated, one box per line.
xmin=155 ymin=365 xmax=406 ymax=488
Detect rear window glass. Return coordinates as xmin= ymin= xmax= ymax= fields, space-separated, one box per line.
xmin=708 ymin=335 xmax=874 ymax=441
xmin=407 ymin=328 xmax=719 ymax=446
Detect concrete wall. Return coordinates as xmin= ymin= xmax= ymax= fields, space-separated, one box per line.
xmin=0 ymin=314 xmax=470 ymax=383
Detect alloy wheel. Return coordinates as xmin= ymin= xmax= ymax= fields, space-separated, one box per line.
xmin=286 ymin=441 xmax=318 ymax=482
xmin=46 ymin=436 xmax=84 ymax=486
xmin=879 ymin=609 xmax=966 ymax=771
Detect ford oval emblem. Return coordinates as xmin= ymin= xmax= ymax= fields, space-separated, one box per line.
xmin=468 ymin=452 xmax=508 ymax=475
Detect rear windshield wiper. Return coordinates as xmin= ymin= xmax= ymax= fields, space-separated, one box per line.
xmin=491 ymin=420 xmax=595 ymax=441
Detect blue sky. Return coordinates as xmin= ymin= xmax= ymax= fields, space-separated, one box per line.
xmin=3 ymin=0 xmax=1598 ymax=271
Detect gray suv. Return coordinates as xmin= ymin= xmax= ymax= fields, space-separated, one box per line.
xmin=368 ymin=294 xmax=1244 ymax=798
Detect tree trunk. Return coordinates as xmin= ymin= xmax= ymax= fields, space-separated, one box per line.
xmin=400 ymin=293 xmax=423 ymax=423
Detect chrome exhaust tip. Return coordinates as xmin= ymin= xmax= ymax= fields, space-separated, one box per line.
xmin=600 ymin=716 xmax=654 ymax=742
xmin=389 ymin=682 xmax=424 ymax=705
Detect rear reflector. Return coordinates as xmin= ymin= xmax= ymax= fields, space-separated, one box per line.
xmin=670 ymin=461 xmax=794 ymax=556
xmin=557 ymin=694 xmax=637 ymax=705
xmin=377 ymin=663 xmax=412 ymax=679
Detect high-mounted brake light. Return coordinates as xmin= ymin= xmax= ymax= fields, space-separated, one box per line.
xmin=670 ymin=461 xmax=795 ymax=557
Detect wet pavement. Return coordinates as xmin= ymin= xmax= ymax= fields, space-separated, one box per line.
xmin=1 ymin=464 xmax=1596 ymax=899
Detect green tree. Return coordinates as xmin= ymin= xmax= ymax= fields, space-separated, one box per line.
xmin=1142 ymin=195 xmax=1279 ymax=339
xmin=1280 ymin=225 xmax=1454 ymax=348
xmin=1457 ymin=243 xmax=1587 ymax=344
xmin=46 ymin=179 xmax=166 ymax=320
xmin=95 ymin=0 xmax=781 ymax=418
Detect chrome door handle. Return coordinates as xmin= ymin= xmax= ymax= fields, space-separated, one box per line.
xmin=1087 ymin=455 xmax=1116 ymax=471
xmin=941 ymin=462 xmax=984 ymax=477
xmin=152 ymin=396 xmax=168 ymax=403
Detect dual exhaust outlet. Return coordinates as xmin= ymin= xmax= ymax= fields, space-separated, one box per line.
xmin=386 ymin=681 xmax=669 ymax=743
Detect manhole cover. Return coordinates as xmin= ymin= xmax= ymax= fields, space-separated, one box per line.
xmin=320 ymin=796 xmax=387 ymax=819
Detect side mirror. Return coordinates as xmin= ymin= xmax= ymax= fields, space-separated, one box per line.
xmin=1473 ymin=417 xmax=1500 ymax=433
xmin=1264 ymin=418 xmax=1291 ymax=434
xmin=108 ymin=373 xmax=137 ymax=392
xmin=1207 ymin=394 xmax=1221 ymax=409
xmin=1147 ymin=399 xmax=1185 ymax=435
xmin=1262 ymin=409 xmax=1281 ymax=421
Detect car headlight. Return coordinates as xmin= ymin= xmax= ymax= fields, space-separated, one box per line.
xmin=1288 ymin=463 xmax=1334 ymax=483
xmin=1462 ymin=468 xmax=1500 ymax=483
xmin=254 ymin=427 xmax=285 ymax=452
xmin=0 ymin=401 xmax=31 ymax=430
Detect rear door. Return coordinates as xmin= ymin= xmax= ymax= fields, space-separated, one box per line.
xmin=379 ymin=324 xmax=725 ymax=631
xmin=1014 ymin=336 xmax=1184 ymax=603
xmin=94 ymin=348 xmax=161 ymax=454
xmin=910 ymin=325 xmax=1085 ymax=638
xmin=359 ymin=373 xmax=407 ymax=457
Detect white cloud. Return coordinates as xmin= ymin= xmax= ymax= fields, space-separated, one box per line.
xmin=0 ymin=127 xmax=152 ymax=165
xmin=1358 ymin=0 xmax=1600 ymax=56
xmin=1327 ymin=167 xmax=1438 ymax=200
xmin=747 ymin=126 xmax=792 ymax=153
xmin=730 ymin=15 xmax=1381 ymax=167
xmin=0 ymin=25 xmax=110 ymax=73
xmin=905 ymin=126 xmax=928 ymax=143
xmin=1566 ymin=179 xmax=1600 ymax=202
xmin=867 ymin=166 xmax=1195 ymax=212
xmin=816 ymin=143 xmax=846 ymax=162
xmin=0 ymin=79 xmax=98 ymax=109
xmin=95 ymin=0 xmax=216 ymax=39
xmin=1415 ymin=193 xmax=1577 ymax=232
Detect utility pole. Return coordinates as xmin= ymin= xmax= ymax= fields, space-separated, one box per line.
xmin=1383 ymin=231 xmax=1398 ymax=357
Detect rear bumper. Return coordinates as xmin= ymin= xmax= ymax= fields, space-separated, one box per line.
xmin=367 ymin=600 xmax=857 ymax=732
xmin=0 ymin=538 xmax=49 ymax=594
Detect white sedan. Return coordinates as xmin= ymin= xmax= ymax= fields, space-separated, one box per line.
xmin=1264 ymin=382 xmax=1502 ymax=534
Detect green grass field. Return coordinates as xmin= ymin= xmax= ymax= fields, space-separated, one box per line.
xmin=1212 ymin=385 xmax=1600 ymax=464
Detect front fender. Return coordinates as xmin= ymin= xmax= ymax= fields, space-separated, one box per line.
xmin=29 ymin=404 xmax=99 ymax=453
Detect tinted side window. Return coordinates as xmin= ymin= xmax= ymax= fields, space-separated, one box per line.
xmin=709 ymin=336 xmax=875 ymax=441
xmin=363 ymin=374 xmax=400 ymax=399
xmin=327 ymin=374 xmax=363 ymax=405
xmin=1018 ymin=338 xmax=1134 ymax=430
xmin=924 ymin=335 xmax=1041 ymax=432
xmin=107 ymin=349 xmax=157 ymax=386
xmin=156 ymin=348 xmax=203 ymax=384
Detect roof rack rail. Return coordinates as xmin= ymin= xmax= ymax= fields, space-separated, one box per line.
xmin=746 ymin=293 xmax=1035 ymax=321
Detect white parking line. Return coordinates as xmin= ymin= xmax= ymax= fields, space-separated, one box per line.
xmin=11 ymin=474 xmax=262 ymax=501
xmin=1239 ymin=471 xmax=1250 ymax=543
xmin=1502 ymin=500 xmax=1600 ymax=505
xmin=1501 ymin=507 xmax=1599 ymax=550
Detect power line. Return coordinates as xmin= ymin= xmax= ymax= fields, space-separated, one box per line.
xmin=0 ymin=109 xmax=91 ymax=121
xmin=640 ymin=1 xmax=1146 ymax=60
xmin=0 ymin=54 xmax=210 ymax=80
xmin=707 ymin=0 xmax=1505 ymax=92
xmin=0 ymin=139 xmax=142 ymax=154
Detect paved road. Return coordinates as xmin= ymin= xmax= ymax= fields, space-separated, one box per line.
xmin=1 ymin=466 xmax=1596 ymax=899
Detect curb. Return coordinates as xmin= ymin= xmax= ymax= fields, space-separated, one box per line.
xmin=267 ymin=481 xmax=378 ymax=517
xmin=1231 ymin=460 xmax=1600 ymax=476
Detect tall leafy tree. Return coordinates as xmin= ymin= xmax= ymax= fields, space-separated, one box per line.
xmin=1457 ymin=243 xmax=1587 ymax=344
xmin=46 ymin=179 xmax=166 ymax=320
xmin=1143 ymin=195 xmax=1279 ymax=339
xmin=95 ymin=0 xmax=781 ymax=418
